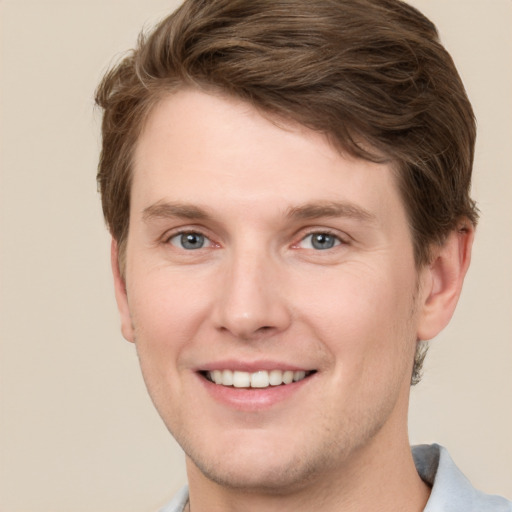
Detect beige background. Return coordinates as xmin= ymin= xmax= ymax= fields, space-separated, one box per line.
xmin=1 ymin=1 xmax=511 ymax=510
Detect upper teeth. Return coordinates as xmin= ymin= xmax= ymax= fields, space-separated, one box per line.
xmin=206 ymin=369 xmax=308 ymax=388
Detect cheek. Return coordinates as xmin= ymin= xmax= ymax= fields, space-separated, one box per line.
xmin=126 ymin=273 xmax=212 ymax=422
xmin=295 ymin=262 xmax=418 ymax=373
xmin=301 ymin=262 xmax=414 ymax=328
xmin=127 ymin=271 xmax=211 ymax=363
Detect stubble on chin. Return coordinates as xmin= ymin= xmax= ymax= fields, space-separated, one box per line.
xmin=177 ymin=397 xmax=398 ymax=497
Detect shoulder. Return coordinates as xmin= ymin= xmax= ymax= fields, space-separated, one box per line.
xmin=413 ymin=444 xmax=512 ymax=512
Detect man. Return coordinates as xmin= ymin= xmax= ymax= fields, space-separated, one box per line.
xmin=95 ymin=1 xmax=511 ymax=511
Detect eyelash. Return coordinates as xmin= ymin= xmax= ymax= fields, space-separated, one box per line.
xmin=165 ymin=230 xmax=215 ymax=250
xmin=164 ymin=228 xmax=347 ymax=252
xmin=295 ymin=231 xmax=345 ymax=251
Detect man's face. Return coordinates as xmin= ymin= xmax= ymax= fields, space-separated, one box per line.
xmin=116 ymin=89 xmax=431 ymax=491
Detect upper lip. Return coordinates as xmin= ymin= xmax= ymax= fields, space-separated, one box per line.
xmin=196 ymin=360 xmax=313 ymax=373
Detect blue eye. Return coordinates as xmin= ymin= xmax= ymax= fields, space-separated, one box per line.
xmin=301 ymin=232 xmax=341 ymax=250
xmin=169 ymin=232 xmax=209 ymax=250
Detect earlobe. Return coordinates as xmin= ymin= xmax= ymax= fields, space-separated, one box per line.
xmin=111 ymin=238 xmax=135 ymax=343
xmin=416 ymin=225 xmax=475 ymax=341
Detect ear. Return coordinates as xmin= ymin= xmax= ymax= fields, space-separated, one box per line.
xmin=416 ymin=224 xmax=475 ymax=341
xmin=111 ymin=238 xmax=135 ymax=343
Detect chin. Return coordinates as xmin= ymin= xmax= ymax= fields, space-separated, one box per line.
xmin=178 ymin=424 xmax=349 ymax=494
xmin=187 ymin=447 xmax=323 ymax=494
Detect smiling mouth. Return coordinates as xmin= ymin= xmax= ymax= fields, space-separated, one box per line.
xmin=202 ymin=369 xmax=315 ymax=388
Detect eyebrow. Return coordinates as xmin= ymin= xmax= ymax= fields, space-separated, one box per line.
xmin=142 ymin=201 xmax=211 ymax=222
xmin=142 ymin=200 xmax=376 ymax=224
xmin=285 ymin=201 xmax=376 ymax=223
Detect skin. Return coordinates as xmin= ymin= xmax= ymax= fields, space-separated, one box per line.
xmin=112 ymin=89 xmax=473 ymax=512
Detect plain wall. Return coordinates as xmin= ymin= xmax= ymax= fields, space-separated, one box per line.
xmin=1 ymin=1 xmax=510 ymax=510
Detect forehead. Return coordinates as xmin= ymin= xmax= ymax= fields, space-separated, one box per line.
xmin=131 ymin=89 xmax=405 ymax=226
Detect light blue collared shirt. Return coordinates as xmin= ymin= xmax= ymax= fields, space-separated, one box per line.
xmin=159 ymin=444 xmax=512 ymax=512
xmin=413 ymin=444 xmax=512 ymax=512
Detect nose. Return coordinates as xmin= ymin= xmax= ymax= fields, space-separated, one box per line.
xmin=212 ymin=246 xmax=292 ymax=341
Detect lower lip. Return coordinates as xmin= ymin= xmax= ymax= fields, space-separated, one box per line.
xmin=197 ymin=373 xmax=312 ymax=411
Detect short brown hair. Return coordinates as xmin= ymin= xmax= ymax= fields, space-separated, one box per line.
xmin=95 ymin=0 xmax=478 ymax=384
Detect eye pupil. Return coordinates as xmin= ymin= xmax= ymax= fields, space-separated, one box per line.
xmin=311 ymin=233 xmax=335 ymax=250
xmin=181 ymin=233 xmax=204 ymax=250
